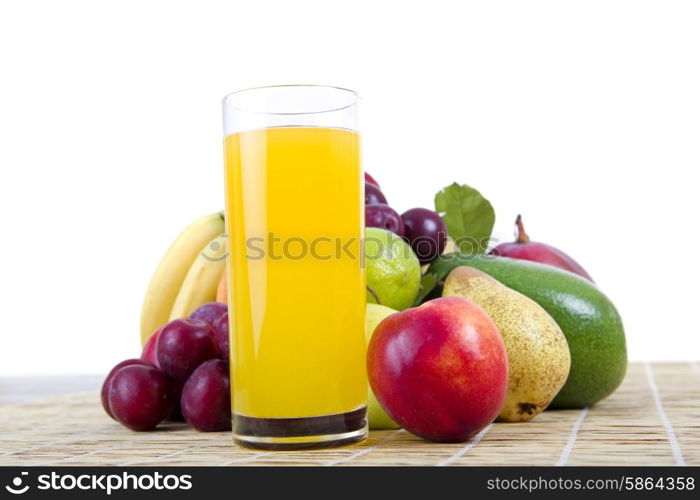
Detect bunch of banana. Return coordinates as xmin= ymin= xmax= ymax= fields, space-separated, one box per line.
xmin=140 ymin=211 xmax=227 ymax=345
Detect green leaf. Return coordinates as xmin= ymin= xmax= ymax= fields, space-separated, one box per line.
xmin=434 ymin=182 xmax=495 ymax=254
xmin=414 ymin=273 xmax=438 ymax=305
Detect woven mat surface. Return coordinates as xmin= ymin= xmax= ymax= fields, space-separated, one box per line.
xmin=1 ymin=362 xmax=698 ymax=466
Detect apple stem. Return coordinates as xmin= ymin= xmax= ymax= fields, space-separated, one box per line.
xmin=366 ymin=286 xmax=381 ymax=305
xmin=515 ymin=215 xmax=531 ymax=243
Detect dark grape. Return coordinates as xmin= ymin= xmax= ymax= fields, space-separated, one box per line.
xmin=365 ymin=183 xmax=387 ymax=205
xmin=140 ymin=326 xmax=163 ymax=369
xmin=181 ymin=359 xmax=231 ymax=432
xmin=108 ymin=365 xmax=175 ymax=431
xmin=365 ymin=172 xmax=380 ymax=188
xmin=366 ymin=204 xmax=405 ymax=237
xmin=101 ymin=359 xmax=152 ymax=420
xmin=166 ymin=378 xmax=186 ymax=422
xmin=401 ymin=207 xmax=448 ymax=264
xmin=157 ymin=318 xmax=218 ymax=380
xmin=213 ymin=312 xmax=229 ymax=359
xmin=189 ymin=302 xmax=228 ymax=328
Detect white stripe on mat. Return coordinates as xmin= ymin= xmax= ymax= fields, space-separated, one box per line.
xmin=324 ymin=429 xmax=405 ymax=466
xmin=436 ymin=424 xmax=492 ymax=467
xmin=690 ymin=361 xmax=700 ymax=374
xmin=217 ymin=453 xmax=267 ymax=466
xmin=555 ymin=407 xmax=589 ymax=466
xmin=644 ymin=362 xmax=686 ymax=466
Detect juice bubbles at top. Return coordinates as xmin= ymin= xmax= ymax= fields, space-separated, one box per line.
xmin=223 ymin=126 xmax=367 ymax=419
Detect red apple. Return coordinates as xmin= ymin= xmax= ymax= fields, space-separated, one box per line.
xmin=489 ymin=215 xmax=594 ymax=282
xmin=367 ymin=296 xmax=508 ymax=442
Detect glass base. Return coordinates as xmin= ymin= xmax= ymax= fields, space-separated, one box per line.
xmin=232 ymin=406 xmax=367 ymax=450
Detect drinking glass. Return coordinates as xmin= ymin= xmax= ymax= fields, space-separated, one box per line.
xmin=222 ymin=85 xmax=367 ymax=449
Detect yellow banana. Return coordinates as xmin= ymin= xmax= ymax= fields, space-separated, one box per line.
xmin=169 ymin=234 xmax=228 ymax=321
xmin=140 ymin=211 xmax=225 ymax=345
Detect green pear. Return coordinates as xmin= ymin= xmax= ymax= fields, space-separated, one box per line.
xmin=443 ymin=266 xmax=571 ymax=422
xmin=365 ymin=303 xmax=401 ymax=429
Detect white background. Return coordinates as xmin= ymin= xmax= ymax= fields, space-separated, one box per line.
xmin=1 ymin=0 xmax=698 ymax=375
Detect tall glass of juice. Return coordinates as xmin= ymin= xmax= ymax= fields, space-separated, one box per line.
xmin=222 ymin=85 xmax=367 ymax=449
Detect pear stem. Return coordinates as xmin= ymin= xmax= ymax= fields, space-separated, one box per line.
xmin=366 ymin=286 xmax=381 ymax=304
xmin=515 ymin=215 xmax=531 ymax=243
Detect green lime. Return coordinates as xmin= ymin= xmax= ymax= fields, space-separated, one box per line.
xmin=365 ymin=228 xmax=421 ymax=310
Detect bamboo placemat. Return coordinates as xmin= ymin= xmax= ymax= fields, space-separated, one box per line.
xmin=0 ymin=362 xmax=698 ymax=466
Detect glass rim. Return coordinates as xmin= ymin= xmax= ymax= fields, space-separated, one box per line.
xmin=222 ymin=84 xmax=358 ymax=116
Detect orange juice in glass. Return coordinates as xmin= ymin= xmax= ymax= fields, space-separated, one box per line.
xmin=222 ymin=86 xmax=366 ymax=449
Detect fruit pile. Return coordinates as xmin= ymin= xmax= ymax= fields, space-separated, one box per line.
xmin=102 ymin=303 xmax=231 ymax=432
xmin=362 ymin=178 xmax=626 ymax=441
xmin=103 ymin=173 xmax=626 ymax=445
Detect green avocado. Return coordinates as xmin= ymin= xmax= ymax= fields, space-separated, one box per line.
xmin=428 ymin=253 xmax=627 ymax=408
